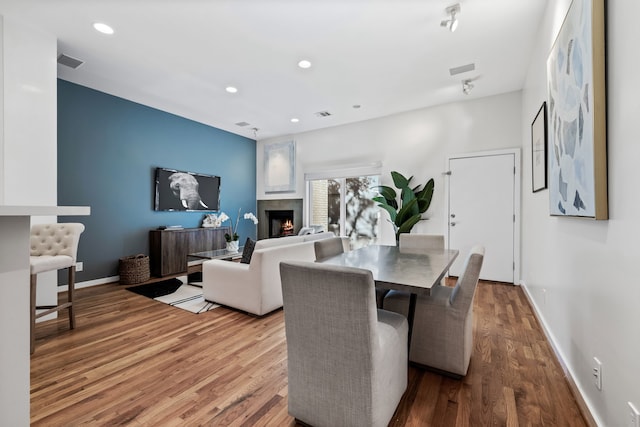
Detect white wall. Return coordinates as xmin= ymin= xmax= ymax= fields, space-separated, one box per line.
xmin=258 ymin=91 xmax=522 ymax=244
xmin=521 ymin=1 xmax=640 ymax=426
xmin=0 ymin=15 xmax=58 ymax=424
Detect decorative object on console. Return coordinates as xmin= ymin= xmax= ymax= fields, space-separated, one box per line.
xmin=373 ymin=171 xmax=434 ymax=241
xmin=202 ymin=212 xmax=227 ymax=228
xmin=264 ymin=140 xmax=296 ymax=193
xmin=546 ymin=0 xmax=607 ymax=219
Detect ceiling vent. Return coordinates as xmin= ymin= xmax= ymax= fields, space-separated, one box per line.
xmin=449 ymin=63 xmax=475 ymax=76
xmin=57 ymin=53 xmax=84 ymax=69
xmin=235 ymin=121 xmax=251 ymax=127
xmin=315 ymin=111 xmax=332 ymax=117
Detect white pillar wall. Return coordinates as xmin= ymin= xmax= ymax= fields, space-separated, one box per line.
xmin=0 ymin=15 xmax=59 ymax=424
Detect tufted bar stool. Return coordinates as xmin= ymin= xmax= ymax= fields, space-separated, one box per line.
xmin=30 ymin=223 xmax=85 ymax=354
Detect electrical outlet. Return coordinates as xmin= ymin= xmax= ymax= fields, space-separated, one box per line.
xmin=76 ymin=262 xmax=83 ymax=272
xmin=629 ymin=402 xmax=640 ymax=427
xmin=592 ymin=357 xmax=602 ymax=391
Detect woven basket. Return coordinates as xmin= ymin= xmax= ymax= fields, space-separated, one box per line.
xmin=119 ymin=254 xmax=150 ymax=285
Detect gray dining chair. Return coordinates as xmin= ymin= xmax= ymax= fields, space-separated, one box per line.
xmin=399 ymin=233 xmax=445 ymax=250
xmin=399 ymin=233 xmax=446 ymax=287
xmin=280 ymin=261 xmax=408 ymax=427
xmin=384 ymin=245 xmax=485 ymax=377
xmin=313 ymin=236 xmax=346 ymax=261
xmin=314 ymin=236 xmax=389 ymax=308
xmin=30 ymin=223 xmax=85 ymax=354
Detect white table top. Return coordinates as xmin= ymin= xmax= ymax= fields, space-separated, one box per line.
xmin=319 ymin=244 xmax=459 ymax=296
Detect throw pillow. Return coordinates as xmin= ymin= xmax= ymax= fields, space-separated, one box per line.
xmin=240 ymin=237 xmax=256 ymax=264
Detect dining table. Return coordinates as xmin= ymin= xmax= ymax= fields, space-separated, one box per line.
xmin=318 ymin=244 xmax=459 ymax=349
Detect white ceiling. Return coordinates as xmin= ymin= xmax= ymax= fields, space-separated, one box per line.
xmin=0 ymin=0 xmax=547 ymax=140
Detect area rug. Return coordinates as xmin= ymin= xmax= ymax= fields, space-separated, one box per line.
xmin=127 ymin=277 xmax=220 ymax=314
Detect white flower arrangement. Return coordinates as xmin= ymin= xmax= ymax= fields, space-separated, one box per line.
xmin=244 ymin=212 xmax=259 ymax=225
xmin=202 ymin=209 xmax=258 ymax=242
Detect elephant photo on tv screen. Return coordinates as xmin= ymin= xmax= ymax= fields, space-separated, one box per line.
xmin=154 ymin=168 xmax=220 ymax=211
xmin=168 ymin=172 xmax=208 ymax=210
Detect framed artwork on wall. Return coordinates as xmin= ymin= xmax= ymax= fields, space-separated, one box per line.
xmin=531 ymin=102 xmax=548 ymax=192
xmin=546 ymin=0 xmax=607 ymax=219
xmin=264 ymin=140 xmax=296 ymax=193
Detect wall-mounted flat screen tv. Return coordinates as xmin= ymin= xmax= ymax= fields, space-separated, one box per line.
xmin=154 ymin=167 xmax=220 ymax=211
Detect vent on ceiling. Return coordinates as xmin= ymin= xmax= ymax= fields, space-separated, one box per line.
xmin=449 ymin=63 xmax=475 ymax=76
xmin=315 ymin=111 xmax=332 ymax=117
xmin=57 ymin=53 xmax=84 ymax=69
xmin=235 ymin=121 xmax=251 ymax=127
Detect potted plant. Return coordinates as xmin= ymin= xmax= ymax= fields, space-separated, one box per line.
xmin=223 ymin=208 xmax=258 ymax=252
xmin=373 ymin=171 xmax=434 ymax=241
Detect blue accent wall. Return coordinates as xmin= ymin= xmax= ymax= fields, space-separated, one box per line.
xmin=57 ymin=80 xmax=256 ymax=282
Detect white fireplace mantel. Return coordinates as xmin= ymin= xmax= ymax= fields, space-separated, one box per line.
xmin=0 ymin=205 xmax=90 ymax=425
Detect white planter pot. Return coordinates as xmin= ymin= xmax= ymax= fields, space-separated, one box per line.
xmin=226 ymin=240 xmax=239 ymax=252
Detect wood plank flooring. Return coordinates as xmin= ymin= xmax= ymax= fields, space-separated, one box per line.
xmin=31 ymin=280 xmax=589 ymax=426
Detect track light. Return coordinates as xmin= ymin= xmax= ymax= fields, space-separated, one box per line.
xmin=462 ymin=79 xmax=474 ymax=95
xmin=440 ymin=4 xmax=460 ymax=32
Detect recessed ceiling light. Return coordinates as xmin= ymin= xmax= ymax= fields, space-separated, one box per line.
xmin=290 ymin=118 xmax=300 ymax=123
xmin=298 ymin=60 xmax=312 ymax=69
xmin=225 ymin=86 xmax=238 ymax=93
xmin=93 ymin=22 xmax=114 ymax=35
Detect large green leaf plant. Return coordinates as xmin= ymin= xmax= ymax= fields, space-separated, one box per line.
xmin=373 ymin=171 xmax=434 ymax=241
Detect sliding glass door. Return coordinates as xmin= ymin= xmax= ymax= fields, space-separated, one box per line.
xmin=308 ymin=175 xmax=379 ymax=249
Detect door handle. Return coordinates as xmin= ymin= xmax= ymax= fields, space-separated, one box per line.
xmin=450 ymin=222 xmax=456 ymax=226
xmin=450 ymin=214 xmax=456 ymax=218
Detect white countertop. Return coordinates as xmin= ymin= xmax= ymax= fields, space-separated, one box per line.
xmin=0 ymin=205 xmax=90 ymax=216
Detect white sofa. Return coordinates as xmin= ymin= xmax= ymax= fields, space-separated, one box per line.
xmin=202 ymin=233 xmax=334 ymax=316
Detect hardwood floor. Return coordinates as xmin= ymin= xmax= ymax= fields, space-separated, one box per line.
xmin=31 ymin=280 xmax=589 ymax=426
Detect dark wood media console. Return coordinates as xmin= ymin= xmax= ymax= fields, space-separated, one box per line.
xmin=149 ymin=227 xmax=229 ymax=277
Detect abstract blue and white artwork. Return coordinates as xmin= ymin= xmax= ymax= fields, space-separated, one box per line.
xmin=546 ymin=0 xmax=607 ymax=219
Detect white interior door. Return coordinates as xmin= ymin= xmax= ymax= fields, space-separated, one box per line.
xmin=447 ymin=152 xmax=517 ymax=283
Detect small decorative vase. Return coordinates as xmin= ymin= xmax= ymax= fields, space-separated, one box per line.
xmin=226 ymin=240 xmax=239 ymax=252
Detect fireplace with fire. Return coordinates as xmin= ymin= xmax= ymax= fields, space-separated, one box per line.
xmin=257 ymin=199 xmax=303 ymax=240
xmin=267 ymin=210 xmax=295 ymax=238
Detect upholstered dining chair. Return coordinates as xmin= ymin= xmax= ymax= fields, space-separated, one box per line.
xmin=399 ymin=233 xmax=445 ymax=250
xmin=30 ymin=223 xmax=85 ymax=354
xmin=314 ymin=236 xmax=389 ymax=308
xmin=280 ymin=261 xmax=408 ymax=427
xmin=384 ymin=245 xmax=485 ymax=377
xmin=399 ymin=233 xmax=446 ymax=287
xmin=313 ymin=236 xmax=346 ymax=261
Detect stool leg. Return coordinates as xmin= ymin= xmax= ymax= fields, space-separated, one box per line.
xmin=68 ymin=266 xmax=76 ymax=330
xmin=30 ymin=274 xmax=37 ymax=354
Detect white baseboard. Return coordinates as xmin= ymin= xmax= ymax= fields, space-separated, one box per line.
xmin=58 ymin=275 xmax=119 ymax=292
xmin=519 ymin=281 xmax=600 ymax=427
